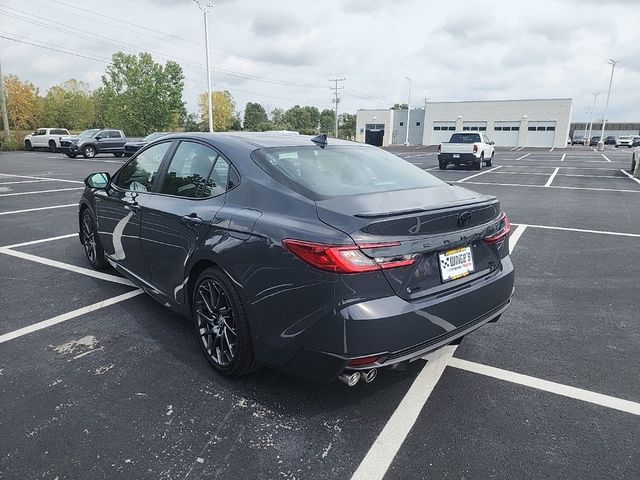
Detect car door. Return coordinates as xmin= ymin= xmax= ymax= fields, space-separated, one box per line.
xmin=94 ymin=141 xmax=173 ymax=280
xmin=100 ymin=130 xmax=118 ymax=152
xmin=33 ymin=129 xmax=47 ymax=147
xmin=139 ymin=140 xmax=233 ymax=303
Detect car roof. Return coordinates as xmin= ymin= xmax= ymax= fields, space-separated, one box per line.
xmin=159 ymin=132 xmax=361 ymax=149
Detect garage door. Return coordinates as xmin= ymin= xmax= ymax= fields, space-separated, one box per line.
xmin=432 ymin=122 xmax=456 ymax=144
xmin=525 ymin=121 xmax=556 ymax=147
xmin=492 ymin=121 xmax=520 ymax=147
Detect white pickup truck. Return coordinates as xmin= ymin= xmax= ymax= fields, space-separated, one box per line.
xmin=24 ymin=128 xmax=71 ymax=152
xmin=437 ymin=132 xmax=495 ymax=170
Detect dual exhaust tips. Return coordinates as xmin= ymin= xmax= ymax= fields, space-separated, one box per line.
xmin=338 ymin=369 xmax=377 ymax=387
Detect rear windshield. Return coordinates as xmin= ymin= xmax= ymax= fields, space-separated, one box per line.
xmin=449 ymin=133 xmax=481 ymax=143
xmin=251 ymin=145 xmax=444 ymax=199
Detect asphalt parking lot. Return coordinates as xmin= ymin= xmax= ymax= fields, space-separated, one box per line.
xmin=1 ymin=146 xmax=639 ymax=479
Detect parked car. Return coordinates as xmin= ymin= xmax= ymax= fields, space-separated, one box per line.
xmin=24 ymin=128 xmax=70 ymax=152
xmin=590 ymin=136 xmax=601 ymax=146
xmin=571 ymin=134 xmax=586 ymax=145
xmin=437 ymin=132 xmax=495 ymax=170
xmin=632 ymin=147 xmax=640 ymax=174
xmin=78 ymin=133 xmax=515 ymax=385
xmin=632 ymin=136 xmax=640 ymax=147
xmin=59 ymin=128 xmax=135 ymax=158
xmin=604 ymin=136 xmax=617 ymax=145
xmin=616 ymin=135 xmax=634 ymax=148
xmin=123 ymin=132 xmax=171 ymax=156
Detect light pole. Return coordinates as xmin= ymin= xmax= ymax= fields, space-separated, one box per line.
xmin=586 ymin=91 xmax=600 ymax=146
xmin=598 ymin=59 xmax=619 ymax=151
xmin=404 ymin=76 xmax=411 ymax=146
xmin=194 ymin=0 xmax=214 ymax=133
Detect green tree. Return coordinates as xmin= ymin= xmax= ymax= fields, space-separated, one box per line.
xmin=96 ymin=52 xmax=184 ymax=135
xmin=43 ymin=79 xmax=95 ymax=130
xmin=339 ymin=113 xmax=356 ymax=139
xmin=198 ymin=90 xmax=235 ymax=131
xmin=270 ymin=107 xmax=289 ymax=130
xmin=283 ymin=105 xmax=320 ymax=134
xmin=391 ymin=103 xmax=408 ymax=110
xmin=3 ymin=74 xmax=43 ymax=130
xmin=243 ymin=102 xmax=269 ymax=131
xmin=319 ymin=108 xmax=335 ymax=135
xmin=230 ymin=112 xmax=242 ymax=131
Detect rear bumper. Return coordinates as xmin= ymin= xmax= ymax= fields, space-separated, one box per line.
xmin=438 ymin=153 xmax=478 ymax=163
xmin=277 ymin=255 xmax=515 ymax=382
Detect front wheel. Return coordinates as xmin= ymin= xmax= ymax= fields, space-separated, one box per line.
xmin=83 ymin=145 xmax=96 ymax=158
xmin=80 ymin=209 xmax=106 ymax=270
xmin=24 ymin=140 xmax=32 ymax=151
xmin=193 ymin=267 xmax=256 ymax=377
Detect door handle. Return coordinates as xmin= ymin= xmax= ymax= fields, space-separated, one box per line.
xmin=182 ymin=213 xmax=203 ymax=226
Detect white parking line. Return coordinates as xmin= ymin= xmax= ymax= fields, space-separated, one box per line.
xmin=560 ymin=153 xmax=566 ymax=162
xmin=0 ymin=187 xmax=84 ymax=197
xmin=549 ymin=147 xmax=555 ymax=152
xmin=601 ymin=154 xmax=612 ymax=162
xmin=0 ymin=289 xmax=143 ymax=344
xmin=458 ymin=166 xmax=502 ymax=183
xmin=509 ymin=147 xmax=518 ymax=151
xmin=2 ymin=233 xmax=78 ymax=249
xmin=620 ymin=169 xmax=640 ymax=186
xmin=448 ymin=358 xmax=640 ymax=416
xmin=0 ymin=179 xmax=51 ymax=185
xmin=351 ymin=223 xmax=527 ymax=480
xmin=515 ymin=153 xmax=531 ymax=160
xmin=0 ymin=173 xmax=83 ymax=184
xmin=0 ymin=248 xmax=134 ymax=286
xmin=461 ymin=181 xmax=640 ymax=193
xmin=544 ymin=167 xmax=560 ymax=187
xmin=516 ymin=146 xmax=525 ymax=151
xmin=0 ymin=204 xmax=77 ymax=216
xmin=511 ymin=222 xmax=640 ymax=238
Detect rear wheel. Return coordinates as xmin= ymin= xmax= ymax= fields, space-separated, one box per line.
xmin=439 ymin=160 xmax=447 ymax=170
xmin=48 ymin=140 xmax=57 ymax=153
xmin=24 ymin=140 xmax=32 ymax=151
xmin=113 ymin=152 xmax=123 ymax=157
xmin=486 ymin=152 xmax=493 ymax=167
xmin=80 ymin=209 xmax=106 ymax=270
xmin=83 ymin=145 xmax=96 ymax=159
xmin=474 ymin=154 xmax=483 ymax=170
xmin=193 ymin=267 xmax=256 ymax=377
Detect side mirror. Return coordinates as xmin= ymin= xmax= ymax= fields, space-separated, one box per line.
xmin=95 ymin=135 xmax=102 ymax=140
xmin=85 ymin=172 xmax=111 ymax=189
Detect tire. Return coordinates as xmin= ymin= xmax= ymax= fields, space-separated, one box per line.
xmin=193 ymin=267 xmax=256 ymax=377
xmin=80 ymin=209 xmax=106 ymax=270
xmin=66 ymin=153 xmax=77 ymax=158
xmin=83 ymin=145 xmax=96 ymax=159
xmin=113 ymin=152 xmax=123 ymax=157
xmin=48 ymin=140 xmax=57 ymax=153
xmin=439 ymin=160 xmax=447 ymax=170
xmin=24 ymin=140 xmax=32 ymax=151
xmin=474 ymin=154 xmax=483 ymax=170
xmin=486 ymin=152 xmax=494 ymax=167
xmin=632 ymin=157 xmax=636 ymax=174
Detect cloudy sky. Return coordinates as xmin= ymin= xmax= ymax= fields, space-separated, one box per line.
xmin=1 ymin=0 xmax=639 ymax=121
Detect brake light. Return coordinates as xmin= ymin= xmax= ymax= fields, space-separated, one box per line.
xmin=282 ymin=239 xmax=417 ymax=273
xmin=437 ymin=144 xmax=441 ymax=152
xmin=483 ymin=213 xmax=511 ymax=244
xmin=473 ymin=144 xmax=478 ymax=153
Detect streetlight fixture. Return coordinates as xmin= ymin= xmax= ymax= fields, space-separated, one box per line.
xmin=586 ymin=91 xmax=600 ymax=146
xmin=194 ymin=0 xmax=214 ymax=133
xmin=598 ymin=58 xmax=619 ymax=151
xmin=404 ymin=76 xmax=411 ymax=146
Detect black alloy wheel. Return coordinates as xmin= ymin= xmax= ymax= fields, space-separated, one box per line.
xmin=81 ymin=210 xmax=106 ymax=269
xmin=193 ymin=268 xmax=255 ymax=377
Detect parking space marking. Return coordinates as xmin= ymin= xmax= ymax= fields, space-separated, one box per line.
xmin=544 ymin=167 xmax=560 ymax=187
xmin=0 ymin=289 xmax=143 ymax=344
xmin=352 ymin=224 xmax=527 ymax=480
xmin=461 ymin=181 xmax=640 ymax=193
xmin=549 ymin=147 xmax=554 ymax=152
xmin=0 ymin=204 xmax=77 ymax=216
xmin=515 ymin=153 xmax=531 ymax=160
xmin=457 ymin=166 xmax=502 ymax=183
xmin=511 ymin=222 xmax=640 ymax=238
xmin=516 ymin=146 xmax=525 ymax=151
xmin=601 ymin=154 xmax=612 ymax=163
xmin=2 ymin=233 xmax=78 ymax=249
xmin=560 ymin=153 xmax=565 ymax=162
xmin=0 ymin=173 xmax=84 ymax=184
xmin=0 ymin=248 xmax=135 ymax=286
xmin=0 ymin=179 xmax=51 ymax=185
xmin=448 ymin=358 xmax=640 ymax=416
xmin=0 ymin=187 xmax=84 ymax=197
xmin=620 ymin=169 xmax=640 ymax=186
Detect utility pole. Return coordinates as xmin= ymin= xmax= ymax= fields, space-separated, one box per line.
xmin=194 ymin=1 xmax=214 ymax=133
xmin=329 ymin=78 xmax=345 ymax=138
xmin=598 ymin=58 xmax=619 ymax=151
xmin=404 ymin=76 xmax=411 ymax=145
xmin=0 ymin=59 xmax=9 ymax=140
xmin=587 ymin=92 xmax=600 ymax=145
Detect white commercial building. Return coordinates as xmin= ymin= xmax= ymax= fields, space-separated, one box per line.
xmin=356 ymin=98 xmax=573 ymax=149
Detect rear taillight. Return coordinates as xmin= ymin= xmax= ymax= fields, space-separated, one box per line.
xmin=483 ymin=213 xmax=511 ymax=244
xmin=473 ymin=144 xmax=478 ymax=153
xmin=282 ymin=239 xmax=417 ymax=273
xmin=437 ymin=144 xmax=441 ymax=152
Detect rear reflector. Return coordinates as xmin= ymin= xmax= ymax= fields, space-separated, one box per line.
xmin=483 ymin=213 xmax=511 ymax=244
xmin=282 ymin=239 xmax=417 ymax=274
xmin=347 ymin=355 xmax=381 ymax=367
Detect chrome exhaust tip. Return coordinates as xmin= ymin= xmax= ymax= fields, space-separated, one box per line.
xmin=338 ymin=371 xmax=361 ymax=387
xmin=363 ymin=369 xmax=378 ymax=383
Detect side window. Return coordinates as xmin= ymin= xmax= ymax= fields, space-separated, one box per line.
xmin=37 ymin=129 xmax=47 ymax=136
xmin=110 ymin=130 xmax=123 ymax=138
xmin=159 ymin=141 xmax=229 ymax=198
xmin=114 ymin=142 xmax=171 ymax=192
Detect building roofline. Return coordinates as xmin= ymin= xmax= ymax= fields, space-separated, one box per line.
xmin=424 ymin=98 xmax=572 ymax=104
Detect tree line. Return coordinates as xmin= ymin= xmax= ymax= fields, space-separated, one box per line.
xmin=1 ymin=51 xmax=356 ymax=146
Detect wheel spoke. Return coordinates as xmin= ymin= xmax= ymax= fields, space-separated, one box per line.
xmin=195 ymin=278 xmax=237 ymax=367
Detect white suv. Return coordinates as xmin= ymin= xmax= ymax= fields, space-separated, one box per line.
xmin=24 ymin=128 xmax=71 ymax=152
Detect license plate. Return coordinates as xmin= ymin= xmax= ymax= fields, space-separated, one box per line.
xmin=439 ymin=246 xmax=474 ymax=282
xmin=453 ymin=154 xmax=460 ymax=158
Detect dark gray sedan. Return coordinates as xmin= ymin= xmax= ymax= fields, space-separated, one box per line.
xmin=78 ymin=133 xmax=514 ymax=385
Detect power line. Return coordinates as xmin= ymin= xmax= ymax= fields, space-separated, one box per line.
xmin=0 ymin=33 xmax=111 ymax=63
xmin=329 ymin=78 xmax=345 ymax=137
